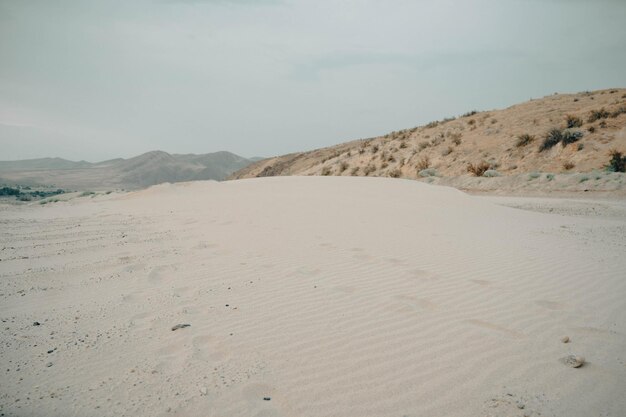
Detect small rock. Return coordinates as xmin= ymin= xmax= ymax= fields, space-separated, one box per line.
xmin=47 ymin=349 xmax=54 ymax=354
xmin=517 ymin=402 xmax=525 ymax=409
xmin=199 ymin=386 xmax=208 ymax=396
xmin=171 ymin=324 xmax=190 ymax=331
xmin=263 ymin=397 xmax=271 ymax=401
xmin=560 ymin=355 xmax=585 ymax=368
xmin=46 ymin=362 xmax=53 ymax=367
xmin=561 ymin=336 xmax=570 ymax=343
xmin=33 ymin=322 xmax=41 ymax=326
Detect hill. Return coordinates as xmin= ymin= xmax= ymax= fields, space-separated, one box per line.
xmin=0 ymin=150 xmax=254 ymax=190
xmin=231 ymin=89 xmax=626 ymax=194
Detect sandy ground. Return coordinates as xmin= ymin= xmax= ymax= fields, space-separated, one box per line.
xmin=1 ymin=176 xmax=625 ymax=417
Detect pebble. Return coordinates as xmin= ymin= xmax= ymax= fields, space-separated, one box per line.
xmin=33 ymin=322 xmax=41 ymax=326
xmin=560 ymin=336 xmax=570 ymax=343
xmin=46 ymin=362 xmax=53 ymax=367
xmin=560 ymin=355 xmax=585 ymax=368
xmin=171 ymin=324 xmax=191 ymax=331
xmin=199 ymin=386 xmax=208 ymax=396
xmin=263 ymin=397 xmax=271 ymax=401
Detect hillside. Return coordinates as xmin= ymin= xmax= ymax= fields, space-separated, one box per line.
xmin=231 ymin=89 xmax=626 ymax=193
xmin=0 ymin=150 xmax=254 ymax=190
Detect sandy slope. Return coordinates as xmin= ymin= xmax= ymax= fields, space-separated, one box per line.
xmin=231 ymin=89 xmax=626 ymax=185
xmin=1 ymin=177 xmax=625 ymax=417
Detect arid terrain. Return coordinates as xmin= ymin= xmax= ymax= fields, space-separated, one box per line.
xmin=1 ymin=176 xmax=626 ymax=417
xmin=0 ymin=151 xmax=255 ymax=191
xmin=231 ymin=89 xmax=626 ymax=195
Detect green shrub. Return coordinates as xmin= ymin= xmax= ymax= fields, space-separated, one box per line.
xmin=539 ymin=129 xmax=563 ymax=151
xmin=606 ymin=149 xmax=626 ymax=172
xmin=561 ymin=130 xmax=583 ymax=146
xmin=565 ymin=115 xmax=583 ymax=128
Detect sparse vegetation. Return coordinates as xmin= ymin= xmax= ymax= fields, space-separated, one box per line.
xmin=565 ymin=115 xmax=583 ymax=128
xmin=350 ymin=166 xmax=360 ymax=176
xmin=321 ymin=166 xmax=332 ymax=176
xmin=561 ymin=130 xmax=583 ymax=147
xmin=388 ymin=169 xmax=401 ymax=178
xmin=339 ymin=161 xmax=349 ymax=173
xmin=416 ymin=156 xmax=430 ymax=171
xmin=516 ymin=134 xmax=535 ymax=147
xmin=450 ymin=132 xmax=462 ymax=146
xmin=588 ymin=108 xmax=610 ymax=123
xmin=467 ymin=161 xmax=490 ymax=177
xmin=363 ymin=164 xmax=376 ymax=176
xmin=462 ymin=110 xmax=478 ymax=117
xmin=587 ymin=126 xmax=595 ymax=133
xmin=562 ymin=161 xmax=575 ymax=171
xmin=606 ymin=149 xmax=626 ymax=172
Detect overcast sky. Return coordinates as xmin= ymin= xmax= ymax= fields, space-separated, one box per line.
xmin=1 ymin=0 xmax=625 ymax=161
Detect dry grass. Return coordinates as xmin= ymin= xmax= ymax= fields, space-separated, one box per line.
xmin=516 ymin=134 xmax=535 ymax=147
xmin=467 ymin=161 xmax=491 ymax=177
xmin=416 ymin=156 xmax=430 ymax=171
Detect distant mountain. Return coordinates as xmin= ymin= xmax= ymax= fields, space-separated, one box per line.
xmin=0 ymin=150 xmax=257 ymax=190
xmin=0 ymin=157 xmax=93 ymax=171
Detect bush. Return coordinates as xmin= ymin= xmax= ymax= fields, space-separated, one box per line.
xmin=587 ymin=126 xmax=596 ymax=133
xmin=321 ymin=166 xmax=332 ymax=176
xmin=516 ymin=134 xmax=535 ymax=147
xmin=462 ymin=110 xmax=478 ymax=117
xmin=388 ymin=169 xmax=401 ymax=178
xmin=565 ymin=115 xmax=583 ymax=128
xmin=561 ymin=130 xmax=583 ymax=146
xmin=0 ymin=187 xmax=21 ymax=197
xmin=539 ymin=128 xmax=563 ymax=151
xmin=450 ymin=132 xmax=462 ymax=146
xmin=588 ymin=108 xmax=610 ymax=123
xmin=339 ymin=162 xmax=349 ymax=173
xmin=467 ymin=161 xmax=490 ymax=177
xmin=416 ymin=156 xmax=430 ymax=171
xmin=610 ymin=106 xmax=626 ymax=118
xmin=562 ymin=161 xmax=575 ymax=170
xmin=363 ymin=164 xmax=376 ymax=176
xmin=606 ymin=149 xmax=626 ymax=172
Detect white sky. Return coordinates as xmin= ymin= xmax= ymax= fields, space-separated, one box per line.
xmin=1 ymin=0 xmax=625 ymax=161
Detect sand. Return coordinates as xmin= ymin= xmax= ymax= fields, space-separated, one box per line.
xmin=1 ymin=176 xmax=625 ymax=417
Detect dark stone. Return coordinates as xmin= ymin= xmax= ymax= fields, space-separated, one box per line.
xmin=171 ymin=324 xmax=191 ymax=331
xmin=33 ymin=322 xmax=41 ymax=326
xmin=263 ymin=397 xmax=271 ymax=401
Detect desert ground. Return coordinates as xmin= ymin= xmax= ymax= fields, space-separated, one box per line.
xmin=1 ymin=176 xmax=626 ymax=417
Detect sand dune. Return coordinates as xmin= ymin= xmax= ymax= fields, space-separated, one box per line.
xmin=1 ymin=177 xmax=625 ymax=417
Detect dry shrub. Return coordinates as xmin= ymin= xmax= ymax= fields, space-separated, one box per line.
xmin=562 ymin=161 xmax=575 ymax=171
xmin=467 ymin=161 xmax=490 ymax=176
xmin=565 ymin=114 xmax=583 ymax=128
xmin=516 ymin=134 xmax=535 ymax=147
xmin=416 ymin=156 xmax=430 ymax=171
xmin=588 ymin=108 xmax=610 ymax=123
